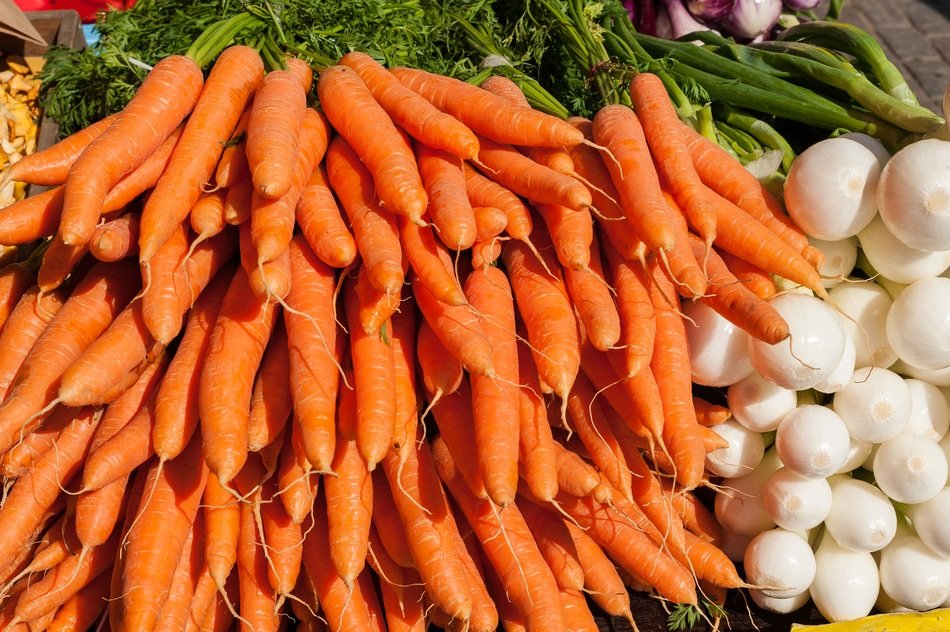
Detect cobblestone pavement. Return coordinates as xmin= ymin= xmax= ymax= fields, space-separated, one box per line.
xmin=840 ymin=0 xmax=950 ymax=114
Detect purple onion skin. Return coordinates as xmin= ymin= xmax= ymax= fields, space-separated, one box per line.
xmin=783 ymin=0 xmax=820 ymax=9
xmin=623 ymin=0 xmax=636 ymax=22
xmin=635 ymin=0 xmax=657 ymax=35
xmin=664 ymin=0 xmax=715 ymax=38
xmin=723 ymin=0 xmax=783 ymax=39
xmin=686 ymin=0 xmax=735 ymax=22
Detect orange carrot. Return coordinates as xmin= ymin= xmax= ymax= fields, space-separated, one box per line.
xmin=0 ymin=287 xmax=62 ymax=399
xmin=0 ymin=404 xmax=73 ymax=479
xmin=60 ymin=56 xmax=203 ymax=249
xmin=151 ymin=265 xmax=233 ymax=462
xmin=79 ymin=388 xmax=157 ymax=492
xmin=248 ymin=316 xmax=292 ymax=452
xmin=592 ymin=104 xmax=678 ymax=253
xmin=189 ymin=190 xmax=227 ymax=246
xmin=564 ymin=520 xmax=635 ymax=622
xmin=199 ymin=265 xmax=278 ymax=485
xmin=0 ymin=259 xmax=138 ymax=453
xmin=687 ymin=234 xmax=790 ymax=344
xmin=515 ymin=340 xmax=558 ymax=503
xmin=36 ymin=233 xmax=87 ymax=292
xmin=100 ymin=124 xmax=183 ymax=216
xmin=454 ymin=519 xmax=502 ymax=632
xmin=325 ymin=136 xmax=404 ymax=294
xmin=0 ymin=407 xmax=99 ymax=568
xmin=370 ymin=534 xmax=427 ymax=632
xmin=563 ymin=231 xmax=621 ymax=352
xmin=202 ymin=472 xmax=240 ymax=593
xmin=416 ymin=317 xmax=463 ymax=404
xmin=246 ymin=62 xmax=309 ymax=200
xmin=464 ymin=264 xmax=520 ymax=507
xmin=4 ymin=114 xmax=119 ymax=186
xmin=138 ymin=46 xmax=262 ymax=262
xmin=432 ymin=437 xmax=566 ymax=631
xmin=251 ymin=108 xmax=329 ymax=265
xmin=391 ymin=67 xmax=584 ymax=148
xmin=285 ymin=236 xmax=340 ymax=473
xmin=120 ymin=433 xmax=209 ymax=632
xmin=693 ymin=397 xmax=731 ymax=427
xmin=431 ymin=380 xmax=487 ymax=500
xmin=351 ymin=254 xmax=403 ymax=335
xmin=559 ymin=587 xmax=598 ymax=632
xmin=0 ymin=186 xmax=64 ymax=245
xmin=154 ymin=512 xmax=205 ymax=632
xmin=463 ymin=164 xmax=533 ymax=243
xmin=90 ymin=213 xmax=139 ymax=262
xmin=388 ymin=305 xmax=418 ymax=457
xmin=471 ymin=237 xmax=503 ymax=270
xmin=259 ymin=476 xmax=304 ymax=599
xmin=276 ymin=423 xmax=315 ymax=525
xmin=416 ymin=144 xmax=477 ymax=250
xmin=718 ymin=250 xmax=777 ymax=300
xmin=370 ymin=469 xmax=415 ymax=569
xmin=339 ymin=52 xmax=479 ymax=160
xmin=649 ymin=262 xmax=707 ymax=490
xmin=325 ymin=380 xmax=373 ymax=584
xmin=603 ymin=243 xmax=655 ymax=378
xmin=213 ymin=107 xmax=251 ymax=189
xmin=472 ymin=205 xmax=508 ymax=241
xmin=223 ymin=165 xmax=253 ymax=225
xmin=502 ymin=234 xmax=580 ymax=403
xmin=400 ymin=218 xmax=465 ymax=306
xmin=138 ymin=222 xmax=189 ymax=340
xmin=534 ymin=202 xmax=593 ymax=270
xmin=236 ymin=499 xmax=280 ymax=632
xmin=319 ymin=65 xmax=427 ymax=224
xmin=295 ymin=165 xmax=357 ymax=268
xmin=238 ymin=220 xmax=292 ymax=302
xmin=45 ymin=569 xmax=109 ymax=632
xmin=517 ymin=499 xmax=585 ymax=591
xmin=410 ymin=271 xmax=494 ymax=377
xmin=632 ymin=73 xmax=717 ymax=247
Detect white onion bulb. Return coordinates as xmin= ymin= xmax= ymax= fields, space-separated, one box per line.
xmin=744 ymin=528 xmax=817 ymax=599
xmin=775 ymin=405 xmax=851 ymax=478
xmin=825 ymin=475 xmax=897 ymax=553
xmin=705 ymin=419 xmax=766 ymax=478
xmin=727 ymin=370 xmax=798 ymax=433
xmin=873 ymin=432 xmax=948 ymax=503
xmin=828 ymin=280 xmax=896 ymax=369
xmin=904 ymin=378 xmax=950 ymax=441
xmin=832 ymin=367 xmax=911 ymax=443
xmin=683 ymin=301 xmax=754 ymax=387
xmin=858 ymin=214 xmax=950 ymax=284
xmin=763 ymin=467 xmax=832 ymax=531
xmin=809 ymin=534 xmax=879 ymax=622
xmin=886 ymin=277 xmax=950 ymax=371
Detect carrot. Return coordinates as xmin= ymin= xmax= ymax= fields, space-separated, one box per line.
xmin=339 ymin=52 xmax=479 ymax=160
xmin=604 ymin=345 xmax=666 ymax=443
xmin=139 ymin=223 xmax=191 ymax=337
xmin=558 ymin=587 xmax=598 ymax=631
xmin=430 ymin=380 xmax=487 ymax=500
xmin=4 ymin=114 xmax=119 ymax=186
xmin=276 ymin=423 xmax=315 ymax=525
xmin=479 ymin=547 xmax=526 ymax=632
xmin=251 ymin=108 xmax=329 ymax=265
xmin=185 ymin=570 xmax=218 ymax=632
xmin=80 ymin=392 xmax=156 ymax=492
xmin=391 ymin=67 xmax=584 ymax=148
xmin=502 ymin=234 xmax=580 ymax=405
xmin=0 ymin=186 xmax=65 ymax=245
xmin=120 ymin=432 xmax=208 ymax=632
xmin=74 ymin=470 xmax=132 ymax=551
xmin=564 ymin=372 xmax=633 ymax=500
xmin=350 ymin=253 xmax=402 ymax=337
xmin=603 ymin=243 xmax=655 ymax=378
xmin=463 ymin=164 xmax=533 ymax=243
xmin=415 ymin=144 xmax=477 ymax=250
xmin=236 ymin=498 xmax=280 ymax=632
xmin=472 ymin=205 xmax=507 ymax=241
xmin=248 ymin=316 xmax=292 ymax=452
xmin=555 ymin=491 xmax=697 ymax=604
xmin=717 ymin=250 xmax=776 ymax=299
xmin=548 ymin=440 xmax=602 ymax=501
xmin=324 ymin=381 xmax=373 ymax=585
xmin=295 ymin=165 xmax=357 ymax=268
xmin=693 ymin=397 xmax=731 ymax=427
xmin=154 ymin=227 xmax=236 ymax=346
xmin=202 ymin=472 xmax=240 ymax=594
xmin=370 ymin=469 xmax=415 ymax=569
xmin=223 ymin=165 xmax=253 ymax=225
xmin=0 ymin=407 xmax=98 ymax=568
xmin=0 ymin=259 xmax=138 ymax=453
xmin=0 ymin=287 xmax=64 ymax=401
xmin=562 ymin=232 xmax=621 ymax=352
xmin=285 ymin=235 xmax=340 ymax=473
xmin=12 ymin=530 xmax=118 ymax=624
xmin=325 ymin=136 xmax=404 ymax=294
xmin=681 ymin=123 xmax=817 ymax=259
xmin=476 ymin=136 xmax=592 ymax=211
xmin=380 ymin=441 xmax=474 ymax=623
xmin=154 ymin=512 xmax=205 ymax=632
xmin=649 ymin=262 xmax=707 ymax=490
xmin=514 ymin=340 xmax=558 ymax=504
xmin=45 ymin=569 xmax=109 ymax=632
xmin=410 ymin=271 xmax=494 ymax=377
xmin=100 ymin=126 xmax=182 ymax=218
xmin=388 ymin=305 xmax=418 ymax=459
xmin=36 ymin=233 xmax=87 ymax=292
xmin=0 ymin=404 xmax=73 ymax=479
xmin=90 ymin=213 xmax=139 ymax=262
xmin=416 ymin=317 xmax=463 ymax=405
xmin=0 ymin=264 xmax=33 ymax=329
xmin=464 ymin=264 xmax=520 ymax=507
xmin=238 ymin=220 xmax=292 ymax=302
xmin=319 ymin=65 xmax=427 ymax=224
xmin=343 ymin=279 xmax=396 ymax=471
xmin=592 ymin=104 xmax=679 ymax=253
xmin=454 ymin=518 xmax=502 ymax=632
xmin=246 ymin=61 xmax=309 ymax=200
xmin=151 ymin=265 xmax=233 ymax=462
xmin=577 ymin=340 xmax=651 ymax=441
xmin=688 ymin=235 xmax=790 ymax=344
xmin=632 ymin=73 xmax=717 ymax=248
xmin=199 ymin=574 xmax=237 ymax=632
xmin=471 ymin=237 xmax=503 ymax=270
xmin=564 ymin=520 xmax=635 ymax=623
xmin=517 ymin=499 xmax=585 ymax=591
xmin=199 ymin=265 xmax=279 ymax=485
xmin=535 ymin=200 xmax=594 ymax=271
xmin=432 ymin=436 xmax=566 ymax=631
xmin=400 ymin=218 xmax=465 ymax=306
xmin=59 ymin=56 xmax=203 ymax=248
xmin=90 ymin=354 xmax=165 ymax=452
xmin=213 ymin=107 xmax=251 ymax=189
xmin=369 ymin=535 xmax=427 ymax=632
xmin=189 ymin=190 xmax=227 ymax=247
xmin=259 ymin=476 xmax=304 ymax=600
xmin=137 ymin=46 xmax=262 ymax=262
xmin=302 ymin=496 xmax=384 ymax=632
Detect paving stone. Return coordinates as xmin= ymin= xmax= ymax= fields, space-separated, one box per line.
xmin=854 ymin=0 xmax=912 ymax=27
xmin=904 ymin=0 xmax=949 ymax=31
xmin=906 ymin=58 xmax=950 ymax=110
xmin=876 ymin=25 xmax=942 ymax=60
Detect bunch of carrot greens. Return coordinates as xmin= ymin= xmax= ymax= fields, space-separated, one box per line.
xmin=0 ymin=2 xmax=855 ymax=628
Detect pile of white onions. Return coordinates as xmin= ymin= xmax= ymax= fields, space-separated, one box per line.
xmin=689 ymin=132 xmax=950 ymax=623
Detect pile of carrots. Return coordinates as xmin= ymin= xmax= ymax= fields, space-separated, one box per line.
xmin=0 ymin=42 xmax=825 ymax=631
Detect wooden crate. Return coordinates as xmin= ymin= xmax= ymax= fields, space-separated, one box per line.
xmin=0 ymin=9 xmax=85 ymax=151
